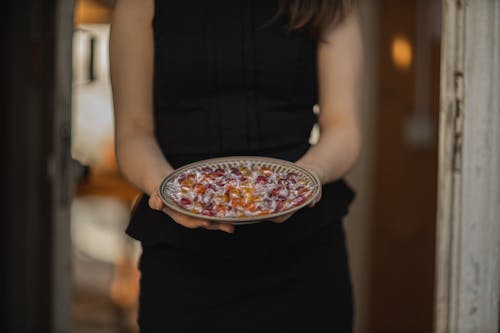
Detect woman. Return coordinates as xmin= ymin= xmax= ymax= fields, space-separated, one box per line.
xmin=110 ymin=0 xmax=363 ymax=331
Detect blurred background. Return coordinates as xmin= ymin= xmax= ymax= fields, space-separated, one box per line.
xmin=1 ymin=0 xmax=443 ymax=332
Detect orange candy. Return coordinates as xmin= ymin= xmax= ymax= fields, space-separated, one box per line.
xmin=193 ymin=184 xmax=206 ymax=194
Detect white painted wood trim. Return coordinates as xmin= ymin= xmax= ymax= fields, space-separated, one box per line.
xmin=52 ymin=0 xmax=75 ymax=332
xmin=436 ymin=1 xmax=500 ymax=332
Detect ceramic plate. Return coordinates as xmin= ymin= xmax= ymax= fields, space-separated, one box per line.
xmin=158 ymin=156 xmax=321 ymax=224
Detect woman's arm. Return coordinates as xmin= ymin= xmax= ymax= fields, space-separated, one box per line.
xmin=270 ymin=9 xmax=362 ymax=223
xmin=110 ymin=0 xmax=233 ymax=233
xmin=295 ymin=9 xmax=363 ymax=185
xmin=110 ymin=0 xmax=170 ymax=195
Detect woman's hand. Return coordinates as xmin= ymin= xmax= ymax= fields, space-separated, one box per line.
xmin=268 ymin=188 xmax=322 ymax=223
xmin=148 ymin=190 xmax=235 ymax=234
xmin=268 ymin=163 xmax=323 ymax=223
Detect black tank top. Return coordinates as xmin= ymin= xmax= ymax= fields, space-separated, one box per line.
xmin=126 ymin=0 xmax=355 ymax=257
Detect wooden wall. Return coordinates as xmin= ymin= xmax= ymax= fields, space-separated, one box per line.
xmin=367 ymin=0 xmax=440 ymax=332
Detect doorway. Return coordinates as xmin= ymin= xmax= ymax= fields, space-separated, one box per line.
xmin=70 ymin=1 xmax=140 ymax=332
xmin=42 ymin=0 xmax=499 ymax=332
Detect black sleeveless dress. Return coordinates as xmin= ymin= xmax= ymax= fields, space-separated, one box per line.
xmin=127 ymin=1 xmax=356 ymax=331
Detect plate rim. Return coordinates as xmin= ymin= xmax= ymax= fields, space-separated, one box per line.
xmin=157 ymin=156 xmax=321 ymax=224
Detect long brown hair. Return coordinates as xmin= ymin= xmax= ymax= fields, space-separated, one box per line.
xmin=275 ymin=0 xmax=356 ymax=35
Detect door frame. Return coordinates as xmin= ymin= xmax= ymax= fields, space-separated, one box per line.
xmin=52 ymin=0 xmax=75 ymax=332
xmin=435 ymin=0 xmax=500 ymax=332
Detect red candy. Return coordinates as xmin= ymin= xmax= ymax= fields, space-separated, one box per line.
xmin=180 ymin=198 xmax=192 ymax=206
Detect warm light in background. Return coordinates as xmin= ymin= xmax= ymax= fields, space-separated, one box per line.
xmin=391 ymin=35 xmax=413 ymax=70
xmin=74 ymin=0 xmax=113 ymax=25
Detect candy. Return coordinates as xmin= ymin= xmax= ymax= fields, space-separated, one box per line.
xmin=168 ymin=163 xmax=314 ymax=218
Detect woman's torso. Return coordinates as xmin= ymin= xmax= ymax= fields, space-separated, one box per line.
xmin=126 ymin=0 xmax=355 ymax=257
xmin=152 ymin=0 xmax=317 ymax=155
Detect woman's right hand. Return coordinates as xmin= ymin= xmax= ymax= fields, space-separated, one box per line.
xmin=148 ymin=190 xmax=235 ymax=234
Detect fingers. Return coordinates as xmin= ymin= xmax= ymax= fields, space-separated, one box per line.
xmin=148 ymin=189 xmax=234 ymax=233
xmin=202 ymin=220 xmax=235 ymax=234
xmin=162 ymin=206 xmax=234 ymax=234
xmin=148 ymin=193 xmax=164 ymax=210
xmin=308 ymin=188 xmax=323 ymax=208
xmin=211 ymin=222 xmax=235 ymax=234
xmin=162 ymin=206 xmax=206 ymax=229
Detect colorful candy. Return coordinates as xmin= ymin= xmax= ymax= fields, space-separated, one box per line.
xmin=169 ymin=163 xmax=315 ymax=218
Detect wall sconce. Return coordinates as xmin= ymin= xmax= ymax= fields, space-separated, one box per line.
xmin=391 ymin=35 xmax=413 ymax=71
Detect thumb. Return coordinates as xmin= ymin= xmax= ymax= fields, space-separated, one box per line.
xmin=148 ymin=193 xmax=164 ymax=210
xmin=308 ymin=191 xmax=322 ymax=208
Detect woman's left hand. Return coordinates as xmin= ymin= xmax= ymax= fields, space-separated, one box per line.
xmin=268 ymin=163 xmax=323 ymax=223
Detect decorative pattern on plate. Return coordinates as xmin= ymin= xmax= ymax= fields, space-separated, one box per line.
xmin=158 ymin=156 xmax=321 ymax=224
